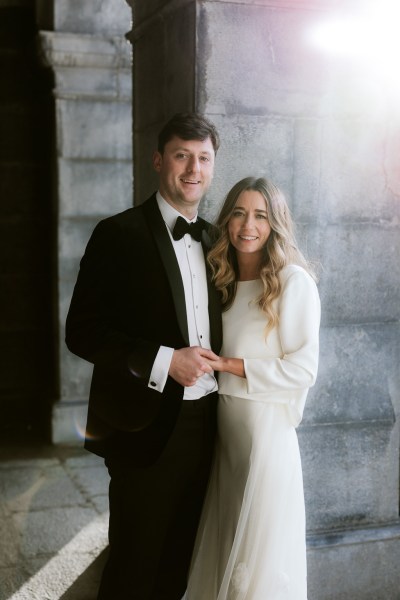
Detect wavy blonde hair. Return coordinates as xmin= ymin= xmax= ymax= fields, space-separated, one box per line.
xmin=208 ymin=177 xmax=317 ymax=336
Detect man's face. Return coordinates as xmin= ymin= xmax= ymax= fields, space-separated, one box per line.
xmin=153 ymin=136 xmax=215 ymax=218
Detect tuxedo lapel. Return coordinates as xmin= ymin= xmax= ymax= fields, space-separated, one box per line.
xmin=142 ymin=196 xmax=190 ymax=345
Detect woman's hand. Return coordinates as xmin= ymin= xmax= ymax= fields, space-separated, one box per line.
xmin=205 ymin=356 xmax=246 ymax=378
xmin=169 ymin=347 xmax=220 ymax=387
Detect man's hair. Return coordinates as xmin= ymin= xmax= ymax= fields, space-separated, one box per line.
xmin=157 ymin=112 xmax=220 ymax=155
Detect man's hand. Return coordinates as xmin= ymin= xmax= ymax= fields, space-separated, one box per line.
xmin=169 ymin=347 xmax=220 ymax=387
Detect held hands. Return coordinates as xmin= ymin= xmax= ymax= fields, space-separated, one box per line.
xmin=169 ymin=347 xmax=220 ymax=387
xmin=169 ymin=347 xmax=246 ymax=386
xmin=206 ymin=356 xmax=246 ymax=378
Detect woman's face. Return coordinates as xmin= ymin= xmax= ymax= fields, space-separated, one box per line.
xmin=228 ymin=190 xmax=272 ymax=259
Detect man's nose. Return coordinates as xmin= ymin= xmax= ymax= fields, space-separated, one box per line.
xmin=187 ymin=156 xmax=200 ymax=173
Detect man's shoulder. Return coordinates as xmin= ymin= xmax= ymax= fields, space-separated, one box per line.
xmin=99 ymin=194 xmax=157 ymax=229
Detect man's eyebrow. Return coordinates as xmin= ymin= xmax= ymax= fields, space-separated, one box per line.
xmin=174 ymin=146 xmax=213 ymax=155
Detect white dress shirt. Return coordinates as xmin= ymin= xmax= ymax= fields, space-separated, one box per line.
xmin=148 ymin=193 xmax=217 ymax=399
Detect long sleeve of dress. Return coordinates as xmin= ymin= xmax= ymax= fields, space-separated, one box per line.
xmin=244 ymin=267 xmax=320 ymax=394
xmin=217 ymin=265 xmax=321 ymax=426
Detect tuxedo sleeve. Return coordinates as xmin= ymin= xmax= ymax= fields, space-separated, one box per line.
xmin=65 ymin=218 xmax=159 ymax=384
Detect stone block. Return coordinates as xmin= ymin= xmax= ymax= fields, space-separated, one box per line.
xmin=316 ymin=224 xmax=400 ymax=324
xmin=307 ymin=524 xmax=400 ymax=600
xmin=300 ymin=421 xmax=398 ymax=531
xmin=60 ymin=345 xmax=92 ymax=402
xmin=55 ymin=65 xmax=119 ymax=99
xmin=198 ymin=2 xmax=330 ymax=118
xmin=56 ymin=98 xmax=132 ymax=160
xmin=54 ymin=0 xmax=131 ymax=35
xmin=319 ymin=118 xmax=400 ymax=223
xmin=306 ymin=323 xmax=400 ymax=423
xmin=119 ymin=67 xmax=132 ymax=100
xmin=292 ymin=118 xmax=323 ymax=223
xmin=39 ymin=32 xmax=132 ymax=71
xmin=52 ymin=401 xmax=91 ymax=445
xmin=58 ymin=217 xmax=101 ymax=274
xmin=299 ymin=323 xmax=399 ymax=531
xmin=200 ymin=113 xmax=295 ymax=222
xmin=59 ymin=159 xmax=133 ymax=217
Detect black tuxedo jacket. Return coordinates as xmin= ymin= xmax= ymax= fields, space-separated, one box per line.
xmin=65 ymin=194 xmax=222 ymax=466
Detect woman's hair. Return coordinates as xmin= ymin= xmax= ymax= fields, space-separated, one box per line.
xmin=208 ymin=176 xmax=317 ymax=336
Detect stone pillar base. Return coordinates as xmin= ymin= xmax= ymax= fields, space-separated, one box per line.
xmin=51 ymin=400 xmax=89 ymax=445
xmin=307 ymin=523 xmax=400 ymax=599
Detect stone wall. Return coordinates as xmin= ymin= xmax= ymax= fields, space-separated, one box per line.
xmin=36 ymin=0 xmax=133 ymax=442
xmin=128 ymin=1 xmax=400 ymax=597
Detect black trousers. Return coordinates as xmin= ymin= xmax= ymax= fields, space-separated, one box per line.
xmin=97 ymin=393 xmax=217 ymax=600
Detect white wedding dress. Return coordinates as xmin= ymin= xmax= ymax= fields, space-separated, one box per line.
xmin=186 ymin=265 xmax=320 ymax=600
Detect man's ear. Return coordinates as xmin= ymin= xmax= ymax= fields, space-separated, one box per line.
xmin=153 ymin=151 xmax=162 ymax=172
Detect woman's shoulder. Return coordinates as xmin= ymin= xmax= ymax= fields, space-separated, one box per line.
xmin=279 ymin=264 xmax=318 ymax=291
xmin=280 ymin=263 xmax=311 ymax=279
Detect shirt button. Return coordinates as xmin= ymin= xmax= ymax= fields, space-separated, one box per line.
xmin=150 ymin=381 xmax=157 ymax=387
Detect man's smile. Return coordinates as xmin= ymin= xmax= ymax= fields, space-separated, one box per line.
xmin=181 ymin=178 xmax=201 ymax=184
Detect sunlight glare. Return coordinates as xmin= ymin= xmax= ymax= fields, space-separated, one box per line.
xmin=307 ymin=0 xmax=400 ymax=98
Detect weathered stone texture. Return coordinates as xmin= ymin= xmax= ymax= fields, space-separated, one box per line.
xmin=54 ymin=0 xmax=130 ymax=35
xmin=36 ymin=1 xmax=133 ymax=441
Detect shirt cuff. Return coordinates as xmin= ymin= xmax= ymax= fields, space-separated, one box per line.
xmin=148 ymin=346 xmax=174 ymax=393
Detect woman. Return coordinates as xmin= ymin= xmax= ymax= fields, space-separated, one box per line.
xmin=186 ymin=177 xmax=320 ymax=600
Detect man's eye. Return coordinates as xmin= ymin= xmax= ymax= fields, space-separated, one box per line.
xmin=200 ymin=156 xmax=210 ymax=162
xmin=176 ymin=153 xmax=187 ymax=159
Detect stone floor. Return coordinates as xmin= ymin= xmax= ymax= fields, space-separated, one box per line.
xmin=0 ymin=440 xmax=110 ymax=600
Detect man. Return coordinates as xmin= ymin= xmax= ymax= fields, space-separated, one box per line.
xmin=65 ymin=112 xmax=222 ymax=599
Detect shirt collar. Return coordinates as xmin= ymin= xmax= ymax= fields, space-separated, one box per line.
xmin=156 ymin=191 xmax=198 ymax=233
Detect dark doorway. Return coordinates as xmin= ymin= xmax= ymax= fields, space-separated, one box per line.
xmin=0 ymin=3 xmax=56 ymax=443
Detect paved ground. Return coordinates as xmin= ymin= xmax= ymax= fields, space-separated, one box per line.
xmin=0 ymin=440 xmax=110 ymax=600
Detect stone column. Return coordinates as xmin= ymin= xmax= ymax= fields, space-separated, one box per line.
xmin=128 ymin=1 xmax=400 ymax=597
xmin=37 ymin=0 xmax=133 ymax=443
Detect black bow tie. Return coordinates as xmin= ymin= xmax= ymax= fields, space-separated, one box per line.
xmin=172 ymin=216 xmax=204 ymax=242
